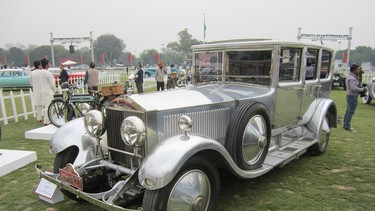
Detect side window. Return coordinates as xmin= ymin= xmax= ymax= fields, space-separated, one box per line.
xmin=279 ymin=48 xmax=302 ymax=82
xmin=226 ymin=50 xmax=272 ymax=86
xmin=305 ymin=48 xmax=319 ymax=80
xmin=320 ymin=50 xmax=332 ymax=79
xmin=1 ymin=71 xmax=12 ymax=77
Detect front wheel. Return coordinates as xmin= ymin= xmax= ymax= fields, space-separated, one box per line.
xmin=142 ymin=155 xmax=220 ymax=211
xmin=53 ymin=147 xmax=80 ymax=201
xmin=361 ymin=88 xmax=372 ymax=104
xmin=48 ymin=99 xmax=75 ymax=127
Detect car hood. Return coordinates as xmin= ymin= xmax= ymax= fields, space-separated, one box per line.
xmin=110 ymin=83 xmax=271 ymax=112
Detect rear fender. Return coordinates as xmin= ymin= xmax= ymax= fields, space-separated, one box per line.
xmin=300 ymin=98 xmax=337 ymax=137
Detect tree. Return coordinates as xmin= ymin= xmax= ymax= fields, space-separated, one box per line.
xmin=160 ymin=28 xmax=202 ymax=66
xmin=94 ymin=34 xmax=126 ymax=66
xmin=336 ymin=46 xmax=375 ymax=66
xmin=139 ymin=49 xmax=159 ymax=66
xmin=7 ymin=47 xmax=24 ymax=67
xmin=177 ymin=28 xmax=202 ymax=55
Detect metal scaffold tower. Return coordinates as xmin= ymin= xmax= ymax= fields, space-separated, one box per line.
xmin=50 ymin=31 xmax=94 ymax=67
xmin=297 ymin=27 xmax=353 ymax=69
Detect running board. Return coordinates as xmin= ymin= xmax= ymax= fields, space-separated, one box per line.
xmin=265 ymin=137 xmax=317 ymax=168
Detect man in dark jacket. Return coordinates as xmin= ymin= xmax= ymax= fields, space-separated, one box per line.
xmin=135 ymin=63 xmax=144 ymax=93
xmin=59 ymin=64 xmax=69 ymax=84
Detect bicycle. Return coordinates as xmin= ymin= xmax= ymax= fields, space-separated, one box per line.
xmin=47 ymin=83 xmax=109 ymax=127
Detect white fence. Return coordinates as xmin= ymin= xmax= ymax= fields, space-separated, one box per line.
xmin=0 ymin=89 xmax=35 ymax=125
xmin=0 ymin=71 xmax=157 ymax=125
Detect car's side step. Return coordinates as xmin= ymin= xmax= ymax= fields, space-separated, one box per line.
xmin=264 ymin=137 xmax=317 ymax=168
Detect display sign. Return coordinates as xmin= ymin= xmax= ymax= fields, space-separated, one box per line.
xmin=299 ymin=34 xmax=350 ymax=42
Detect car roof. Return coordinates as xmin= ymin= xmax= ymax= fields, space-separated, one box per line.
xmin=192 ymin=39 xmax=333 ymax=52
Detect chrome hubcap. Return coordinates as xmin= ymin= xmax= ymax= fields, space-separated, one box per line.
xmin=242 ymin=115 xmax=267 ymax=165
xmin=168 ymin=170 xmax=211 ymax=211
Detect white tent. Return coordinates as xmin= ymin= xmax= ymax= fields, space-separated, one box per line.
xmin=62 ymin=60 xmax=77 ymax=66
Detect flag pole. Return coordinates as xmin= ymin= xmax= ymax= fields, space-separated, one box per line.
xmin=203 ymin=13 xmax=206 ymax=43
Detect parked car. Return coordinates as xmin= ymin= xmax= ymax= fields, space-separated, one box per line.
xmin=0 ymin=69 xmax=31 ymax=88
xmin=37 ymin=39 xmax=337 ymax=211
xmin=48 ymin=68 xmax=85 ymax=84
xmin=332 ymin=71 xmax=347 ymax=90
xmin=361 ymin=76 xmax=375 ymax=104
xmin=144 ymin=67 xmax=157 ymax=78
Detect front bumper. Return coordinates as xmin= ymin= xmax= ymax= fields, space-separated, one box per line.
xmin=35 ymin=164 xmax=143 ymax=211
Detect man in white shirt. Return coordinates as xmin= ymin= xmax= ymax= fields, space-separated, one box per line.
xmin=30 ymin=59 xmax=56 ymax=125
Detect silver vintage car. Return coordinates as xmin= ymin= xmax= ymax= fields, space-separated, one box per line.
xmin=36 ymin=39 xmax=337 ymax=211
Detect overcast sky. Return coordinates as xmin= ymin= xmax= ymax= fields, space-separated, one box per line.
xmin=0 ymin=0 xmax=374 ymax=55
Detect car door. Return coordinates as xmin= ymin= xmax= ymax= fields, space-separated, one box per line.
xmin=300 ymin=48 xmax=320 ymax=114
xmin=274 ymin=47 xmax=303 ymax=128
xmin=317 ymin=49 xmax=334 ymax=98
xmin=0 ymin=70 xmax=12 ymax=87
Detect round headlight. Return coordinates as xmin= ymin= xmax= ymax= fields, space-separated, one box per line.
xmin=84 ymin=110 xmax=105 ymax=138
xmin=120 ymin=116 xmax=146 ymax=147
xmin=79 ymin=103 xmax=91 ymax=115
xmin=178 ymin=115 xmax=192 ymax=133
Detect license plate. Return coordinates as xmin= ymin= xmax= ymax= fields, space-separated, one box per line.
xmin=59 ymin=163 xmax=83 ymax=190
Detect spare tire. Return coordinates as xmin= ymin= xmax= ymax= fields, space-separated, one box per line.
xmin=225 ymin=101 xmax=271 ymax=170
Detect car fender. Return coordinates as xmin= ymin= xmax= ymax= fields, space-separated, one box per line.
xmin=138 ymin=133 xmax=274 ymax=190
xmin=49 ymin=117 xmax=99 ymax=166
xmin=365 ymin=81 xmax=375 ymax=98
xmin=300 ymin=98 xmax=337 ymax=137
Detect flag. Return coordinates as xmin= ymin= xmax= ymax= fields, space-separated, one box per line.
xmin=127 ymin=53 xmax=132 ymax=64
xmin=155 ymin=52 xmax=159 ymax=64
xmin=204 ymin=13 xmax=207 ymax=42
xmin=78 ymin=52 xmax=83 ymax=64
xmin=100 ymin=52 xmax=105 ymax=64
xmin=342 ymin=52 xmax=348 ymax=63
xmin=25 ymin=54 xmax=30 ymax=65
xmin=2 ymin=55 xmax=6 ymax=65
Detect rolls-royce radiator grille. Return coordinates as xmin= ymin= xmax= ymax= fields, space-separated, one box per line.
xmin=106 ymin=108 xmax=145 ymax=167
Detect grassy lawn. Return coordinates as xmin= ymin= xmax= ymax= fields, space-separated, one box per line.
xmin=0 ymin=88 xmax=374 ymax=210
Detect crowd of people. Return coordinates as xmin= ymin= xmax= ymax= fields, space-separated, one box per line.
xmin=133 ymin=61 xmax=179 ymax=93
xmin=28 ymin=59 xmax=99 ymax=125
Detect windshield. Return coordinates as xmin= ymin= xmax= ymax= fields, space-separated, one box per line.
xmin=193 ymin=50 xmax=272 ymax=86
xmin=193 ymin=52 xmax=223 ymax=83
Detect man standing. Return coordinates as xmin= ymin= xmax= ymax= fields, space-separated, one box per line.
xmin=30 ymin=58 xmax=56 ymax=125
xmin=84 ymin=61 xmax=99 ymax=94
xmin=343 ymin=64 xmax=366 ymax=132
xmin=134 ymin=63 xmax=144 ymax=93
xmin=155 ymin=62 xmax=167 ymax=91
xmin=59 ymin=64 xmax=69 ymax=84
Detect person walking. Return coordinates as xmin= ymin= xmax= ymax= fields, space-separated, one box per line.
xmin=155 ymin=62 xmax=167 ymax=91
xmin=343 ymin=64 xmax=366 ymax=132
xmin=134 ymin=63 xmax=144 ymax=93
xmin=30 ymin=58 xmax=56 ymax=125
xmin=84 ymin=61 xmax=99 ymax=94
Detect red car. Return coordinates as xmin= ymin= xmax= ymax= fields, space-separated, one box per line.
xmin=49 ymin=68 xmax=85 ymax=84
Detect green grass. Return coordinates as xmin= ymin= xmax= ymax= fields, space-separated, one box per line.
xmin=0 ymin=88 xmax=374 ymax=211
